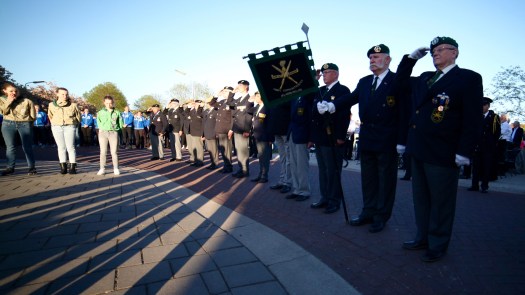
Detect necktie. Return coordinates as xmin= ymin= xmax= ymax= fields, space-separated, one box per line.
xmin=427 ymin=70 xmax=443 ymax=88
xmin=371 ymin=76 xmax=378 ymax=95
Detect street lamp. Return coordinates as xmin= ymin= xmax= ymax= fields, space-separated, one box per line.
xmin=24 ymin=81 xmax=46 ymax=88
xmin=174 ymin=69 xmax=194 ymax=100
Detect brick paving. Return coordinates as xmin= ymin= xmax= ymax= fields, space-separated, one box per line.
xmin=1 ymin=146 xmax=524 ymax=294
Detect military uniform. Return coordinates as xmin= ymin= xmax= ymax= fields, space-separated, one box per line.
xmin=150 ymin=107 xmax=169 ymax=160
xmin=232 ymin=93 xmax=253 ymax=177
xmin=398 ymin=37 xmax=483 ymax=261
xmin=188 ymin=103 xmax=204 ymax=166
xmin=167 ymin=104 xmax=183 ymax=161
xmin=203 ymin=100 xmax=219 ymax=169
xmin=214 ymin=90 xmax=235 ymax=172
xmin=310 ymin=64 xmax=351 ymax=213
xmin=250 ymin=103 xmax=274 ymax=182
xmin=332 ymin=44 xmax=402 ymax=232
xmin=470 ymin=102 xmax=500 ymax=192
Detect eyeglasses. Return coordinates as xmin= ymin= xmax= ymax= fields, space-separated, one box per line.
xmin=431 ymin=46 xmax=456 ymax=56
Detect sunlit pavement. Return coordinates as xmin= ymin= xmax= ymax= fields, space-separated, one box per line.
xmin=1 ymin=146 xmax=524 ymax=294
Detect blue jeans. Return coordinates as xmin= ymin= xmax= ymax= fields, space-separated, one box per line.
xmin=51 ymin=125 xmax=77 ymax=163
xmin=1 ymin=120 xmax=35 ymax=169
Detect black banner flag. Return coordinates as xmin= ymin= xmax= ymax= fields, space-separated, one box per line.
xmin=246 ymin=41 xmax=319 ymax=108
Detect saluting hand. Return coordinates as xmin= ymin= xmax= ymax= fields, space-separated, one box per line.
xmin=409 ymin=47 xmax=430 ymax=60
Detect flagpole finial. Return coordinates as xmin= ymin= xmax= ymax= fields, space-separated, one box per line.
xmin=301 ymin=23 xmax=309 ymax=35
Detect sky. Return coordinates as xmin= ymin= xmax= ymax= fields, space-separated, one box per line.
xmin=2 ymin=0 xmax=525 ymax=115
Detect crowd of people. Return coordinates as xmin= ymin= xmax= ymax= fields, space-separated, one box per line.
xmin=2 ymin=35 xmax=525 ymax=264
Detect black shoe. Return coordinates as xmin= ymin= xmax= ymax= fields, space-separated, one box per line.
xmin=280 ymin=185 xmax=291 ymax=194
xmin=193 ymin=162 xmax=204 ymax=167
xmin=206 ymin=164 xmax=217 ymax=170
xmin=169 ymin=158 xmax=176 ymax=162
xmin=295 ymin=195 xmax=310 ymax=201
xmin=175 ymin=158 xmax=183 ymax=162
xmin=150 ymin=157 xmax=160 ymax=161
xmin=1 ymin=168 xmax=15 ymax=176
xmin=27 ymin=168 xmax=37 ymax=175
xmin=270 ymin=184 xmax=284 ymax=190
xmin=257 ymin=178 xmax=268 ymax=183
xmin=467 ymin=186 xmax=479 ymax=192
xmin=68 ymin=163 xmax=77 ymax=175
xmin=324 ymin=204 xmax=340 ymax=214
xmin=310 ymin=201 xmax=328 ymax=209
xmin=285 ymin=193 xmax=299 ymax=199
xmin=60 ymin=163 xmax=68 ymax=174
xmin=402 ymin=240 xmax=429 ymax=251
xmin=233 ymin=171 xmax=248 ymax=178
xmin=251 ymin=176 xmax=261 ymax=182
xmin=350 ymin=216 xmax=373 ymax=226
xmin=421 ymin=250 xmax=445 ymax=263
xmin=369 ymin=221 xmax=385 ymax=233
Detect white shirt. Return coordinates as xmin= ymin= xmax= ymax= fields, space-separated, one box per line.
xmin=373 ymin=69 xmax=390 ymax=90
xmin=501 ymin=121 xmax=512 ymax=141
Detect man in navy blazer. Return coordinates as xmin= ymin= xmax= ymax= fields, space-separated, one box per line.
xmin=318 ymin=44 xmax=402 ymax=233
xmin=396 ymin=37 xmax=483 ymax=263
xmin=309 ymin=63 xmax=351 ymax=214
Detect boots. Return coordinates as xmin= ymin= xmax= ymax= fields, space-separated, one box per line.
xmin=68 ymin=163 xmax=77 ymax=174
xmin=60 ymin=163 xmax=67 ymax=174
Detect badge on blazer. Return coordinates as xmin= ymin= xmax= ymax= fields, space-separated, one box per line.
xmin=259 ymin=113 xmax=266 ymax=118
xmin=431 ymin=109 xmax=444 ymax=123
xmin=157 ymin=118 xmax=161 ymax=122
xmin=330 ymin=96 xmax=335 ymax=101
xmin=297 ymin=107 xmax=304 ymax=115
xmin=174 ymin=115 xmax=178 ymax=118
xmin=386 ymin=96 xmax=395 ymax=107
xmin=226 ymin=106 xmax=230 ymax=110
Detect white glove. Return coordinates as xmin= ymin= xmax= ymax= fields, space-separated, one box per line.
xmin=396 ymin=144 xmax=406 ymax=154
xmin=317 ymin=101 xmax=328 ymax=114
xmin=408 ymin=47 xmax=430 ymax=60
xmin=455 ymin=154 xmax=470 ymax=166
xmin=327 ymin=102 xmax=336 ymax=114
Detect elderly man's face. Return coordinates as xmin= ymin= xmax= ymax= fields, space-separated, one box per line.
xmin=369 ymin=53 xmax=391 ymax=74
xmin=322 ymin=69 xmax=338 ymax=85
xmin=432 ymin=45 xmax=458 ymax=70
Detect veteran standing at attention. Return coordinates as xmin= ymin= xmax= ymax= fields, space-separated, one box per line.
xmin=318 ymin=44 xmax=403 ymax=233
xmin=396 ymin=37 xmax=483 ymax=262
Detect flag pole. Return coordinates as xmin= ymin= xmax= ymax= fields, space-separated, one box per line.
xmin=302 ymin=22 xmax=350 ymax=224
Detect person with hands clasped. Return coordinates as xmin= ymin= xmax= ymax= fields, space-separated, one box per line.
xmin=395 ymin=37 xmax=483 ymax=263
xmin=309 ymin=63 xmax=351 ymax=214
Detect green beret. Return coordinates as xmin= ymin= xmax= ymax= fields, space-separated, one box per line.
xmin=367 ymin=44 xmax=390 ymax=57
xmin=321 ymin=63 xmax=338 ymax=72
xmin=430 ymin=36 xmax=458 ymax=52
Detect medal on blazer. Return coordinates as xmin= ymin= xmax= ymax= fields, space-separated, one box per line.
xmin=386 ymin=96 xmax=395 ymax=107
xmin=330 ymin=96 xmax=335 ymax=101
xmin=297 ymin=107 xmax=304 ymax=115
xmin=431 ymin=93 xmax=449 ymax=123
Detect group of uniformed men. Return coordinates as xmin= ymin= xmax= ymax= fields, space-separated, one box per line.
xmin=144 ymin=36 xmax=487 ymax=263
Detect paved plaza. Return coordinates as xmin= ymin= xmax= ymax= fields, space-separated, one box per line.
xmin=0 ymin=147 xmax=524 ymax=294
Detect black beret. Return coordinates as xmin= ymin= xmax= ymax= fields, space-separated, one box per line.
xmin=430 ymin=36 xmax=458 ymax=52
xmin=321 ymin=63 xmax=338 ymax=72
xmin=151 ymin=104 xmax=160 ymax=108
xmin=238 ymin=80 xmax=250 ymax=86
xmin=482 ymin=97 xmax=493 ymax=104
xmin=224 ymin=86 xmax=234 ymax=91
xmin=367 ymin=44 xmax=390 ymax=57
xmin=170 ymin=98 xmax=179 ymax=103
xmin=194 ymin=99 xmax=203 ymax=103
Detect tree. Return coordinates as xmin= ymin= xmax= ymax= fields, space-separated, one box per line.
xmin=83 ymin=82 xmax=129 ymax=112
xmin=134 ymin=94 xmax=162 ymax=111
xmin=489 ymin=65 xmax=525 ymax=121
xmin=168 ymin=82 xmax=213 ymax=104
xmin=0 ymin=65 xmax=15 ymax=85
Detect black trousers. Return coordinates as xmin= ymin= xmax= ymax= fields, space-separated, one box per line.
xmin=122 ymin=127 xmax=133 ymax=147
xmin=359 ymin=150 xmax=398 ymax=222
xmin=411 ymin=158 xmax=459 ymax=253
